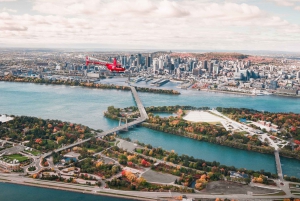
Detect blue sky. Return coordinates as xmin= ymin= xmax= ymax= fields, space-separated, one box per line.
xmin=0 ymin=0 xmax=300 ymax=51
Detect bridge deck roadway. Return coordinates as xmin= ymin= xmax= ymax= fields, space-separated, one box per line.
xmin=130 ymin=86 xmax=148 ymax=119
xmin=274 ymin=150 xmax=284 ymax=181
xmin=43 ymin=87 xmax=148 ymax=157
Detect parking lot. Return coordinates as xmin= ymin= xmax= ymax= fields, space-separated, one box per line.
xmin=203 ymin=181 xmax=278 ymax=195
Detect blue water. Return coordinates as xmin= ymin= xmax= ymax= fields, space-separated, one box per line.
xmin=0 ymin=183 xmax=134 ymax=201
xmin=64 ymin=157 xmax=78 ymax=162
xmin=0 ymin=82 xmax=135 ymax=131
xmin=139 ymin=91 xmax=300 ymax=113
xmin=0 ymin=81 xmax=300 ymax=178
xmin=121 ymin=127 xmax=300 ymax=177
xmin=122 ymin=127 xmax=277 ymax=172
xmin=100 ymin=78 xmax=300 ymax=113
xmin=240 ymin=118 xmax=247 ymax=123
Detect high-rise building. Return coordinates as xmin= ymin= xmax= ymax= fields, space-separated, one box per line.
xmin=213 ymin=65 xmax=219 ymax=74
xmin=247 ymin=60 xmax=251 ymax=67
xmin=121 ymin=56 xmax=127 ymax=66
xmin=297 ymin=71 xmax=300 ymax=80
xmin=158 ymin=58 xmax=164 ymax=70
xmin=203 ymin=60 xmax=208 ymax=69
xmin=145 ymin=54 xmax=151 ymax=68
xmin=152 ymin=58 xmax=159 ymax=74
xmin=129 ymin=55 xmax=135 ymax=67
xmin=208 ymin=61 xmax=214 ymax=73
xmin=136 ymin=53 xmax=142 ymax=67
xmin=193 ymin=68 xmax=201 ymax=76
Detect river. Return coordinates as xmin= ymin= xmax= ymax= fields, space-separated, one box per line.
xmin=0 ymin=183 xmax=135 ymax=201
xmin=0 ymin=81 xmax=299 ymax=178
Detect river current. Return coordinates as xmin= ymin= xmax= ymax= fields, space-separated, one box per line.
xmin=0 ymin=81 xmax=299 ymax=178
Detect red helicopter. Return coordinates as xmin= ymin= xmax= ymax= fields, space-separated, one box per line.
xmin=85 ymin=56 xmax=125 ymax=72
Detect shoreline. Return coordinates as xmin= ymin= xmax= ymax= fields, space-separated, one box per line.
xmin=273 ymin=93 xmax=300 ymax=98
xmin=2 ymin=78 xmax=300 ymax=99
xmin=0 ymin=79 xmax=180 ymax=95
xmin=0 ymin=179 xmax=155 ymax=201
xmin=206 ymin=89 xmax=258 ymax=96
xmin=141 ymin=123 xmax=300 ymax=162
xmin=205 ymin=89 xmax=300 ymax=98
xmin=103 ymin=107 xmax=300 ymax=164
xmin=141 ymin=123 xmax=276 ymax=157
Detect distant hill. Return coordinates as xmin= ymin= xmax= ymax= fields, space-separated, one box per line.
xmin=170 ymin=52 xmax=249 ymax=60
xmin=169 ymin=52 xmax=278 ymax=64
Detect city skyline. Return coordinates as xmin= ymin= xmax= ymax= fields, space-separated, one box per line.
xmin=1 ymin=0 xmax=300 ymax=51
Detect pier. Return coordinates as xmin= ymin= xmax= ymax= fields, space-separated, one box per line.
xmin=45 ymin=86 xmax=148 ymax=156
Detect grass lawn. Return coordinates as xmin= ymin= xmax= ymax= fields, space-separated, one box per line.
xmin=289 ymin=183 xmax=300 ymax=188
xmin=265 ymin=191 xmax=286 ymax=196
xmin=25 ymin=149 xmax=41 ymax=156
xmin=136 ymin=148 xmax=142 ymax=154
xmin=291 ymin=191 xmax=300 ymax=195
xmin=4 ymin=154 xmax=28 ymax=162
xmin=109 ymin=142 xmax=115 ymax=146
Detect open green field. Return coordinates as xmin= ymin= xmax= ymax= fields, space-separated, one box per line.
xmin=289 ymin=183 xmax=300 ymax=188
xmin=255 ymin=191 xmax=286 ymax=196
xmin=4 ymin=154 xmax=29 ymax=162
xmin=25 ymin=149 xmax=41 ymax=156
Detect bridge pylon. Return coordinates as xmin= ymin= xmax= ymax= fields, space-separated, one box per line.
xmin=119 ymin=117 xmax=128 ymax=131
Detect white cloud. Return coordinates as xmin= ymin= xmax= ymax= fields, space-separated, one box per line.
xmin=1 ymin=7 xmax=17 ymax=13
xmin=267 ymin=0 xmax=300 ymax=11
xmin=0 ymin=0 xmax=299 ymax=51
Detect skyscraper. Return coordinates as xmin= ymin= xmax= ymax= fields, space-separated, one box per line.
xmin=121 ymin=56 xmax=127 ymax=66
xmin=136 ymin=53 xmax=142 ymax=67
xmin=158 ymin=58 xmax=164 ymax=70
xmin=203 ymin=60 xmax=208 ymax=70
xmin=145 ymin=54 xmax=151 ymax=68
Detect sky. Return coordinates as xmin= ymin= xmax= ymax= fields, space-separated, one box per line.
xmin=0 ymin=0 xmax=300 ymax=51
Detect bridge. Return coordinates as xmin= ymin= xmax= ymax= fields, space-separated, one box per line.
xmin=130 ymin=86 xmax=148 ymax=120
xmin=43 ymin=86 xmax=148 ymax=157
xmin=274 ymin=150 xmax=284 ymax=181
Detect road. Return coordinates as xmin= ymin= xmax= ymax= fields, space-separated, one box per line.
xmin=24 ymin=86 xmax=149 ymax=172
xmin=0 ymin=174 xmax=299 ymax=200
xmin=52 ymin=86 xmax=148 ymax=154
xmin=210 ymin=110 xmax=284 ymax=170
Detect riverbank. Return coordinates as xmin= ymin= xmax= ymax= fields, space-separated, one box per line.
xmin=273 ymin=93 xmax=300 ymax=98
xmin=203 ymin=89 xmax=300 ymax=98
xmin=104 ymin=106 xmax=299 ymax=161
xmin=206 ymin=89 xmax=256 ymax=96
xmin=0 ymin=77 xmax=180 ymax=95
xmin=141 ymin=122 xmax=276 ymax=156
xmin=0 ymin=178 xmax=155 ymax=201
